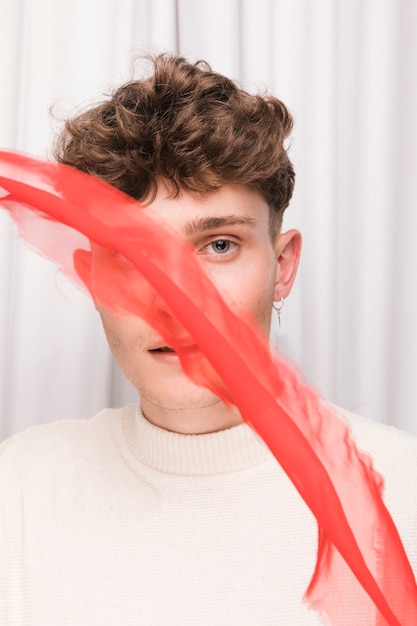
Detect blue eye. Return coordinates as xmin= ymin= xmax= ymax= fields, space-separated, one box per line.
xmin=211 ymin=239 xmax=231 ymax=253
xmin=199 ymin=238 xmax=237 ymax=260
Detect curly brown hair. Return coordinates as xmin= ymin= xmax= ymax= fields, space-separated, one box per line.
xmin=54 ymin=54 xmax=295 ymax=233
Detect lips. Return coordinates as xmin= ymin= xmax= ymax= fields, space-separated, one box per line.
xmin=150 ymin=346 xmax=175 ymax=353
xmin=148 ymin=337 xmax=195 ymax=353
xmin=148 ymin=340 xmax=200 ymax=361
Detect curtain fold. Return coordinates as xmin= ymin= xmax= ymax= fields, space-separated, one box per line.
xmin=1 ymin=0 xmax=416 ymax=439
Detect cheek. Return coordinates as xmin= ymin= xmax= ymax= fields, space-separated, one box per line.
xmin=210 ymin=263 xmax=276 ymax=328
xmin=249 ymin=284 xmax=275 ymax=329
xmin=98 ymin=308 xmax=148 ymax=358
xmin=101 ymin=318 xmax=125 ymax=355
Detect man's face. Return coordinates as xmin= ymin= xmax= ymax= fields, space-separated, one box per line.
xmin=96 ymin=182 xmax=300 ymax=431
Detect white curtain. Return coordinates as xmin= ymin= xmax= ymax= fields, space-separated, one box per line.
xmin=1 ymin=0 xmax=416 ymax=440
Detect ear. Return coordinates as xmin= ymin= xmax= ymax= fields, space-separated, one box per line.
xmin=273 ymin=229 xmax=302 ymax=300
xmin=73 ymin=249 xmax=95 ymax=298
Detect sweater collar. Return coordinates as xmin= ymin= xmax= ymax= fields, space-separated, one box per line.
xmin=122 ymin=404 xmax=273 ymax=476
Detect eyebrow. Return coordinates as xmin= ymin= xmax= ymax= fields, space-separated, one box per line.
xmin=184 ymin=215 xmax=257 ymax=236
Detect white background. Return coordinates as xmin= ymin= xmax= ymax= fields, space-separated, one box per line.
xmin=1 ymin=0 xmax=417 ymax=439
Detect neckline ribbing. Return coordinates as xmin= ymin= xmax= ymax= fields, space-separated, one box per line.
xmin=121 ymin=404 xmax=273 ymax=476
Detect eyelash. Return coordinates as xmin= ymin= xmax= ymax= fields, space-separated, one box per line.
xmin=199 ymin=238 xmax=238 ymax=259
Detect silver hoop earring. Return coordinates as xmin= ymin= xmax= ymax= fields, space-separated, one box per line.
xmin=273 ymin=297 xmax=285 ymax=330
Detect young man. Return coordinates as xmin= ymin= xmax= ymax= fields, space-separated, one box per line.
xmin=0 ymin=54 xmax=416 ymax=625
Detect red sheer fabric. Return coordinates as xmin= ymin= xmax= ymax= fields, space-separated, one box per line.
xmin=1 ymin=151 xmax=416 ymax=625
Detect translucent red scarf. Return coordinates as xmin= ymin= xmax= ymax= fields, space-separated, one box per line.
xmin=1 ymin=151 xmax=416 ymax=625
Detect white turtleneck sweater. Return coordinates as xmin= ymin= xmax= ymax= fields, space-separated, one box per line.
xmin=0 ymin=404 xmax=416 ymax=625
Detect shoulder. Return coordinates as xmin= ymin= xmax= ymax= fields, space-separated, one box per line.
xmin=333 ymin=405 xmax=417 ymax=565
xmin=0 ymin=406 xmax=130 ymax=481
xmin=333 ymin=405 xmax=417 ymax=474
xmin=325 ymin=405 xmax=417 ymax=578
xmin=0 ymin=407 xmax=135 ymax=549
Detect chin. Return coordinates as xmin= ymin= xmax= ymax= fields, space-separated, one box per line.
xmin=138 ymin=379 xmax=221 ymax=412
xmin=128 ymin=353 xmax=219 ymax=409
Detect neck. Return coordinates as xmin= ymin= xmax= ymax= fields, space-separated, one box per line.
xmin=139 ymin=397 xmax=243 ymax=434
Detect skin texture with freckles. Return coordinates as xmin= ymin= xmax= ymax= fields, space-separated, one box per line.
xmin=97 ymin=182 xmax=301 ymax=434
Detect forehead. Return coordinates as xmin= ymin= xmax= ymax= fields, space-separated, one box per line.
xmin=142 ymin=182 xmax=270 ymax=234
